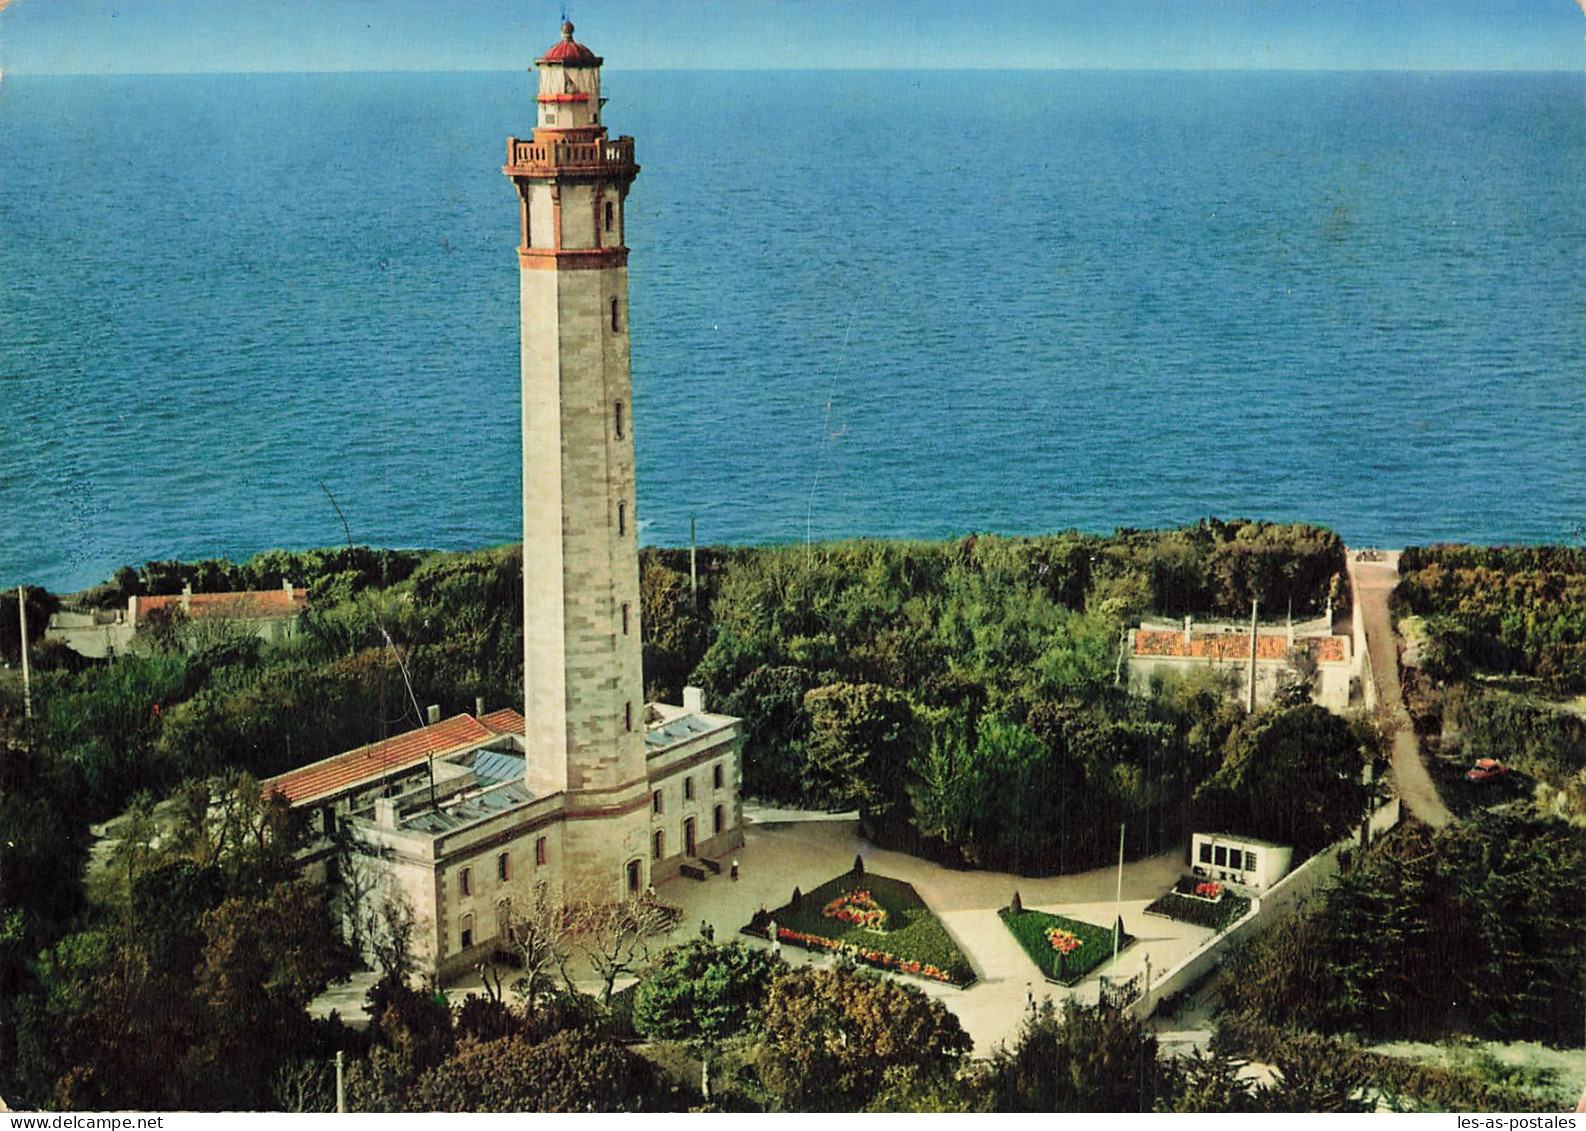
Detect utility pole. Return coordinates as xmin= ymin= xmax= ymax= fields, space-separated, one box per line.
xmin=1112 ymin=822 xmax=1125 ymax=965
xmin=1247 ymin=598 xmax=1259 ymax=713
xmin=335 ymin=1049 xmax=345 ymax=1113
xmin=17 ymin=587 xmax=33 ymax=722
xmin=689 ymin=514 xmax=698 ymax=610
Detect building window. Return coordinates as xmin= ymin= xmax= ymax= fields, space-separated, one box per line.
xmin=653 ymin=829 xmax=665 ymax=860
xmin=460 ymin=913 xmax=474 ymax=950
xmin=625 ymin=701 xmax=633 ymax=732
xmin=535 ymin=836 xmax=548 ymax=867
xmin=459 ymin=867 xmax=472 ymax=897
xmin=713 ymin=763 xmax=724 ymax=790
xmin=1245 ymin=850 xmax=1259 ymax=872
xmin=605 ymin=200 xmax=615 ymax=232
xmin=618 ymin=501 xmax=626 ymax=536
xmin=614 ymin=400 xmax=625 ymax=439
xmin=626 ymin=859 xmax=642 ymax=894
xmin=622 ymin=602 xmax=630 ymax=635
xmin=714 ymin=804 xmax=725 ymax=835
xmin=652 ymin=789 xmax=663 ymax=814
xmin=1213 ymin=845 xmax=1227 ymax=868
xmin=1198 ymin=843 xmax=1212 ymax=864
xmin=497 ymin=852 xmax=510 ymax=882
xmin=684 ymin=776 xmax=694 ymax=801
xmin=610 ymin=298 xmax=620 ymax=332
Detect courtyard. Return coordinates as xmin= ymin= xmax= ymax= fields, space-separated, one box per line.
xmin=656 ymin=805 xmax=1217 ymax=1055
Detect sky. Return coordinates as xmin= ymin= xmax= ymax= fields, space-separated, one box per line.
xmin=0 ymin=0 xmax=1582 ymax=75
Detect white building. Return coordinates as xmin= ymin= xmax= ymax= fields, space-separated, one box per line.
xmin=1188 ymin=831 xmax=1293 ymax=892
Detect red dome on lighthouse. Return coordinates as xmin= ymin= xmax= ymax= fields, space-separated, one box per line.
xmin=539 ymin=21 xmax=602 ymax=65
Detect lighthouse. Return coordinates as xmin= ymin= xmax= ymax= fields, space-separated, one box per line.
xmin=262 ymin=23 xmax=745 ymax=974
xmin=506 ymin=22 xmax=650 ymax=894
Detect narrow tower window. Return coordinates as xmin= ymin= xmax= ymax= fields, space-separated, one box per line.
xmin=535 ymin=837 xmax=548 ymax=866
xmin=605 ymin=200 xmax=615 ymax=232
xmin=652 ymin=830 xmax=665 ymax=860
xmin=621 ymin=602 xmax=630 ymax=635
xmin=614 ymin=400 xmax=624 ymax=439
xmin=624 ymin=701 xmax=633 ymax=732
xmin=610 ymin=298 xmax=620 ymax=332
xmin=618 ymin=501 xmax=626 ymax=535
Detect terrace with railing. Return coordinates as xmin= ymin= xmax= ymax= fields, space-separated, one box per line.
xmin=505 ymin=135 xmax=637 ymax=178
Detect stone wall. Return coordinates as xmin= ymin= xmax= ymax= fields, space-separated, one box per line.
xmin=1125 ymin=794 xmax=1402 ymax=1021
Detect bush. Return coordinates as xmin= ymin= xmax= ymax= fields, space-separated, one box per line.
xmin=746 ymin=873 xmax=973 ymax=987
xmin=998 ymin=907 xmax=1126 ymax=985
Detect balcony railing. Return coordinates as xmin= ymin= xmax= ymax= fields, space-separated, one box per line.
xmin=506 ymin=136 xmax=637 ymax=177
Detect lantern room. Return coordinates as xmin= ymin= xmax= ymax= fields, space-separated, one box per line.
xmin=536 ymin=21 xmax=604 ymax=134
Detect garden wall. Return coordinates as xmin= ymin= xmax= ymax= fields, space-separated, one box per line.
xmin=1125 ymin=794 xmax=1402 ymax=1021
xmin=1348 ymin=552 xmax=1379 ymax=712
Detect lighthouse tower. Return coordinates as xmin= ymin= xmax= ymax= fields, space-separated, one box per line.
xmin=506 ymin=22 xmax=649 ymax=896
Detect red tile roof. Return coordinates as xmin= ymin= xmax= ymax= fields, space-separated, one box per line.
xmin=262 ymin=714 xmax=493 ymax=806
xmin=480 ymin=708 xmax=526 ymax=736
xmin=1134 ymin=629 xmax=1346 ymax=664
xmin=540 ymin=22 xmax=601 ymax=65
xmin=138 ymin=588 xmax=306 ymax=623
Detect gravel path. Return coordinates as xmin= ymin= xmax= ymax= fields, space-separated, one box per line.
xmin=1350 ymin=552 xmax=1454 ymax=829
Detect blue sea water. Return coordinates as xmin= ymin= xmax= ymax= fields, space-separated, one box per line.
xmin=1 ymin=70 xmax=1583 ymax=593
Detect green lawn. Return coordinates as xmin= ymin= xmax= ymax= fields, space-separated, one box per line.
xmin=999 ymin=907 xmax=1128 ymax=986
xmin=1143 ymin=883 xmax=1253 ymax=931
xmin=744 ymin=870 xmax=974 ymax=987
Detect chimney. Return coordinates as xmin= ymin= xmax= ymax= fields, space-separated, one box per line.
xmin=426 ymin=704 xmax=441 ymax=726
xmin=475 ymin=696 xmax=486 ymax=719
xmin=128 ymin=594 xmax=139 ymax=626
xmin=181 ymin=582 xmax=192 ymax=615
xmin=683 ymin=686 xmax=706 ymax=714
xmin=374 ymin=796 xmax=400 ymax=829
xmin=1183 ymin=615 xmax=1192 ymax=646
xmin=283 ymin=578 xmax=294 ymax=600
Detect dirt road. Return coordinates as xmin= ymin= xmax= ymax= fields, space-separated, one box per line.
xmin=1350 ymin=553 xmax=1454 ymax=829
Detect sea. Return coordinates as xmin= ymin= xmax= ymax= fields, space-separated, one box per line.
xmin=2 ymin=70 xmax=1583 ymax=593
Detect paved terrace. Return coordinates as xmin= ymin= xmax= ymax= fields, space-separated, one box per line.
xmin=316 ymin=809 xmax=1226 ymax=1055
xmin=657 ymin=807 xmax=1215 ymax=1055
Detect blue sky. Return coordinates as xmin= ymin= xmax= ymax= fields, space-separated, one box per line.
xmin=1 ymin=0 xmax=1582 ymax=74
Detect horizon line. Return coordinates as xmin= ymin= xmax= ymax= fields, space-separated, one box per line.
xmin=5 ymin=64 xmax=1582 ymax=79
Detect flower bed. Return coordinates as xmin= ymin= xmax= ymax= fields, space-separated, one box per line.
xmin=1145 ymin=878 xmax=1253 ymax=931
xmin=822 ymin=889 xmax=888 ymax=931
xmin=1171 ymin=877 xmax=1226 ymax=902
xmin=999 ymin=907 xmax=1127 ymax=986
xmin=742 ymin=871 xmax=973 ymax=987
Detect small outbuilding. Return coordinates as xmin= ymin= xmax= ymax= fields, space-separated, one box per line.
xmin=1189 ymin=832 xmax=1292 ymax=892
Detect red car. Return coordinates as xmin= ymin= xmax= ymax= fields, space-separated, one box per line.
xmin=1465 ymin=758 xmax=1510 ymax=783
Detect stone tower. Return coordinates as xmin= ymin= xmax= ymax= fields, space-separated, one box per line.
xmin=506 ymin=22 xmax=650 ymax=896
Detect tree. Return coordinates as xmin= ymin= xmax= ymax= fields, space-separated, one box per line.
xmin=407 ymin=1027 xmax=666 ymax=1112
xmin=364 ymin=881 xmax=422 ymax=986
xmin=567 ymin=893 xmax=675 ymax=1005
xmin=191 ymin=880 xmax=351 ymax=1106
xmin=803 ymin=682 xmax=917 ymax=823
xmin=989 ymin=998 xmax=1161 ymax=1113
xmin=1156 ymin=1049 xmax=1262 ymax=1112
xmin=632 ymin=939 xmax=777 ymax=1100
xmin=756 ymin=963 xmax=972 ymax=1112
xmin=1194 ymin=703 xmax=1373 ymax=856
xmin=497 ymin=881 xmax=575 ymax=1012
